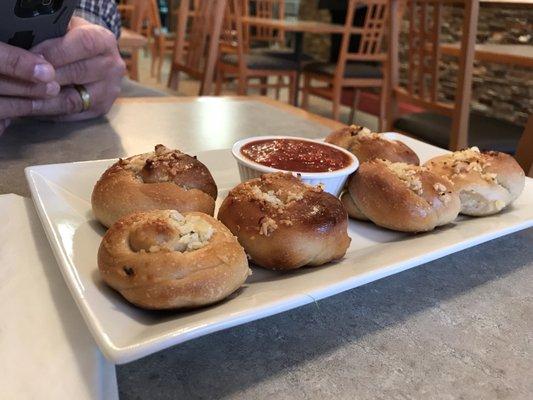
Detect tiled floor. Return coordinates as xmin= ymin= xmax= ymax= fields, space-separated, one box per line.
xmin=133 ymin=52 xmax=379 ymax=131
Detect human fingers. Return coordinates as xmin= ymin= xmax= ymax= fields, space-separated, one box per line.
xmin=0 ymin=42 xmax=55 ymax=83
xmin=31 ymin=21 xmax=117 ymax=69
xmin=55 ymin=55 xmax=124 ymax=86
xmin=0 ymin=97 xmax=43 ymax=119
xmin=0 ymin=76 xmax=60 ymax=98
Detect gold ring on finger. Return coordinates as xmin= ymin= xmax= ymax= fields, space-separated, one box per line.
xmin=74 ymin=84 xmax=91 ymax=112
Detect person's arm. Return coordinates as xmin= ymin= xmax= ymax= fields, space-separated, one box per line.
xmin=75 ymin=0 xmax=122 ymax=38
xmin=0 ymin=0 xmax=125 ymax=134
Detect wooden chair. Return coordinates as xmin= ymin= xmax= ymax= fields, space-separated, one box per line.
xmin=121 ymin=0 xmax=152 ymax=81
xmin=515 ymin=115 xmax=533 ymax=177
xmin=121 ymin=0 xmax=156 ymax=44
xmin=167 ymin=0 xmax=227 ymax=95
xmin=388 ymin=0 xmax=523 ymax=152
xmin=243 ymin=0 xmax=286 ymax=48
xmin=149 ymin=0 xmax=177 ymax=82
xmin=118 ymin=2 xmax=135 ymax=27
xmin=301 ymin=0 xmax=389 ymax=128
xmin=243 ymin=0 xmax=306 ymax=99
xmin=215 ymin=0 xmax=298 ymax=104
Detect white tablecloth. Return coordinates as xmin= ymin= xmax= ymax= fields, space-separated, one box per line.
xmin=0 ymin=194 xmax=118 ymax=399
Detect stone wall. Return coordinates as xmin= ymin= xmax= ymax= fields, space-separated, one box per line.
xmin=437 ymin=4 xmax=532 ymax=126
xmin=298 ymin=0 xmax=331 ymax=61
xmin=297 ymin=1 xmax=532 ymax=127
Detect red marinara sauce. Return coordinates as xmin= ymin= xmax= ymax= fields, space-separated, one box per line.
xmin=240 ymin=138 xmax=352 ymax=173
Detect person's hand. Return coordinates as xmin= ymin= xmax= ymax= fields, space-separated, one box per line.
xmin=0 ymin=42 xmax=60 ymax=135
xmin=30 ymin=17 xmax=126 ymax=121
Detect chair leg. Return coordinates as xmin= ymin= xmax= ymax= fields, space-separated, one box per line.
xmin=215 ymin=68 xmax=224 ymax=95
xmin=150 ymin=42 xmax=157 ymax=78
xmin=259 ymin=77 xmax=268 ymax=96
xmin=167 ymin=65 xmax=174 ymax=89
xmin=167 ymin=65 xmax=181 ymax=92
xmin=349 ymin=89 xmax=361 ymax=124
xmin=384 ymin=69 xmax=395 ymax=132
xmin=379 ymin=82 xmax=387 ymax=132
xmin=301 ymin=74 xmax=310 ymax=110
xmin=288 ymin=73 xmax=297 ymax=106
xmin=275 ymin=76 xmax=283 ymax=100
xmin=130 ymin=50 xmax=139 ymax=81
xmin=150 ymin=55 xmax=157 ymax=78
xmin=237 ymin=75 xmax=247 ymax=96
xmin=332 ymin=85 xmax=342 ymax=121
xmin=157 ymin=48 xmax=164 ymax=83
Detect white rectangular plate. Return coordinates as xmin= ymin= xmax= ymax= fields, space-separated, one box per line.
xmin=26 ymin=134 xmax=533 ymax=364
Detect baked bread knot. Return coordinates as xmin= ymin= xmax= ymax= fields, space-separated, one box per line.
xmin=92 ymin=145 xmax=218 ymax=227
xmin=340 ymin=190 xmax=369 ymax=221
xmin=218 ymin=173 xmax=351 ymax=270
xmin=425 ymin=147 xmax=525 ymax=216
xmin=348 ymin=159 xmax=461 ymax=232
xmin=325 ymin=125 xmax=420 ymax=165
xmin=98 ymin=210 xmax=250 ymax=310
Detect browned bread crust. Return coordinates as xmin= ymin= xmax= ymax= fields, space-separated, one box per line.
xmin=340 ymin=190 xmax=368 ymax=221
xmin=425 ymin=147 xmax=525 ymax=216
xmin=349 ymin=160 xmax=461 ymax=232
xmin=98 ymin=210 xmax=250 ymax=310
xmin=325 ymin=125 xmax=420 ymax=165
xmin=92 ymin=145 xmax=217 ymax=227
xmin=217 ymin=173 xmax=351 ymax=270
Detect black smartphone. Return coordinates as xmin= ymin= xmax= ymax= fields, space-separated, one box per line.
xmin=0 ymin=0 xmax=79 ymax=50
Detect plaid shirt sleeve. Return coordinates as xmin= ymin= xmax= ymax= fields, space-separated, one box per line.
xmin=75 ymin=0 xmax=121 ymax=38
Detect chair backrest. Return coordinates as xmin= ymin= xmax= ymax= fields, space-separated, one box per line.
xmin=220 ymin=0 xmax=247 ymax=68
xmin=174 ymin=0 xmax=212 ymax=72
xmin=117 ymin=1 xmax=135 ymax=28
xmin=169 ymin=0 xmax=199 ymax=31
xmin=149 ymin=0 xmax=163 ymax=32
xmin=387 ymin=0 xmax=479 ymax=149
xmin=243 ymin=0 xmax=285 ymax=47
xmin=172 ymin=0 xmax=227 ymax=94
xmin=515 ymin=115 xmax=533 ymax=177
xmin=336 ymin=0 xmax=390 ymax=81
xmin=129 ymin=0 xmax=153 ymax=33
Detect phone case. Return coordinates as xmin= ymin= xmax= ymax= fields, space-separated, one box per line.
xmin=0 ymin=0 xmax=78 ymax=49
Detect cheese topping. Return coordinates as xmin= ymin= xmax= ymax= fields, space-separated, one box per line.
xmin=238 ymin=174 xmax=323 ymax=236
xmin=121 ymin=152 xmax=153 ymax=172
xmin=250 ymin=186 xmax=284 ymax=208
xmin=118 ymin=145 xmax=190 ymax=182
xmin=259 ymin=217 xmax=278 ymax=236
xmin=450 ymin=147 xmax=497 ymax=183
xmin=349 ymin=125 xmax=382 ymax=140
xmin=248 ymin=184 xmax=308 ymax=209
xmin=433 ymin=182 xmax=447 ymax=193
xmin=381 ymin=160 xmax=425 ymax=195
xmin=146 ymin=210 xmax=214 ymax=253
xmin=249 ymin=185 xmax=306 ymax=235
xmin=286 ymin=191 xmax=304 ymax=202
xmin=433 ymin=182 xmax=452 ymax=204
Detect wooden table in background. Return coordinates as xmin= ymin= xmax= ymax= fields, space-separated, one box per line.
xmin=441 ymin=43 xmax=533 ymax=68
xmin=241 ymin=17 xmax=346 ymax=35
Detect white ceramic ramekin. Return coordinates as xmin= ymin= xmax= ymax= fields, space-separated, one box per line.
xmin=231 ymin=136 xmax=359 ymax=196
